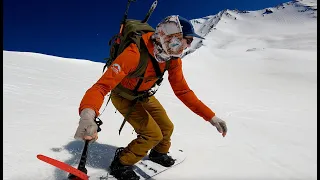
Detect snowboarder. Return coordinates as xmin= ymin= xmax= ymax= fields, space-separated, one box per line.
xmin=74 ymin=15 xmax=228 ymax=180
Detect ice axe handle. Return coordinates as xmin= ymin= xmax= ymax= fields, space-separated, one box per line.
xmin=68 ymin=140 xmax=90 ymax=179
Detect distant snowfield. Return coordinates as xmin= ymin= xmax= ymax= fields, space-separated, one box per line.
xmin=4 ymin=0 xmax=317 ymax=179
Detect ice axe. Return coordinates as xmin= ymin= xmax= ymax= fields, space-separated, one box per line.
xmin=68 ymin=118 xmax=103 ymax=180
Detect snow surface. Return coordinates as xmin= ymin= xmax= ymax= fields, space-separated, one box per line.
xmin=4 ymin=0 xmax=317 ymax=179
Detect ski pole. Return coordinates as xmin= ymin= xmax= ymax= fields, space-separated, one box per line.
xmin=116 ymin=0 xmax=137 ymax=44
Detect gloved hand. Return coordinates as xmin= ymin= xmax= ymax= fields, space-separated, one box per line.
xmin=74 ymin=108 xmax=98 ymax=142
xmin=209 ymin=116 xmax=227 ymax=137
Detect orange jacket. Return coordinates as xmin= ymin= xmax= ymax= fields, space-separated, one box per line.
xmin=79 ymin=32 xmax=215 ymax=121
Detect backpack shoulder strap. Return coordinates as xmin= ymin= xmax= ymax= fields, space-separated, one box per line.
xmin=127 ymin=35 xmax=171 ymax=79
xmin=165 ymin=60 xmax=170 ymax=71
xmin=149 ymin=52 xmax=162 ymax=78
xmin=126 ymin=34 xmax=149 ymax=78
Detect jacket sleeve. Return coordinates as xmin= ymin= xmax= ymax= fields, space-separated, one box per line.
xmin=168 ymin=58 xmax=215 ymax=121
xmin=79 ymin=43 xmax=140 ymax=116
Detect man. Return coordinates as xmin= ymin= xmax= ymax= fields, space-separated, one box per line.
xmin=74 ymin=15 xmax=227 ymax=180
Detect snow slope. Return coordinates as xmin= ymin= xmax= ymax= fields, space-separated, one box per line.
xmin=185 ymin=0 xmax=317 ymax=56
xmin=4 ymin=0 xmax=317 ymax=179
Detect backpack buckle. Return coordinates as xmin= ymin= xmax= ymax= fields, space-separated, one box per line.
xmin=156 ymin=77 xmax=164 ymax=86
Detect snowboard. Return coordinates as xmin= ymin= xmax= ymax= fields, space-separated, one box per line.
xmin=88 ymin=148 xmax=186 ymax=180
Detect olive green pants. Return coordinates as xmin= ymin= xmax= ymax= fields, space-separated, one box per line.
xmin=111 ymin=92 xmax=174 ymax=165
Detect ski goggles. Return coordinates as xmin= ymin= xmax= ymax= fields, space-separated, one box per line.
xmin=157 ymin=15 xmax=183 ymax=36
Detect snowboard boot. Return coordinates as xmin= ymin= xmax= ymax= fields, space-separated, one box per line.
xmin=109 ymin=147 xmax=140 ymax=180
xmin=148 ymin=149 xmax=175 ymax=167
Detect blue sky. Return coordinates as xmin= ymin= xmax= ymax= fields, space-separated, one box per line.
xmin=4 ymin=0 xmax=288 ymax=63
